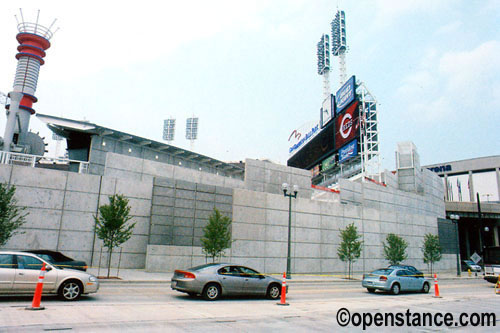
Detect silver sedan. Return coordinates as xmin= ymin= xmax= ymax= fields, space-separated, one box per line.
xmin=171 ymin=263 xmax=286 ymax=301
xmin=0 ymin=251 xmax=99 ymax=301
xmin=362 ymin=267 xmax=431 ymax=295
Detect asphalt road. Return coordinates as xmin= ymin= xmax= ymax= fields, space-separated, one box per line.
xmin=0 ymin=279 xmax=498 ymax=332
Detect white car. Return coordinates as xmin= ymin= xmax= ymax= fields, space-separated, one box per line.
xmin=0 ymin=251 xmax=99 ymax=301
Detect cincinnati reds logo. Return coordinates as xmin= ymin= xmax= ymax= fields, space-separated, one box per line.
xmin=288 ymin=130 xmax=301 ymax=142
xmin=340 ymin=113 xmax=353 ymax=139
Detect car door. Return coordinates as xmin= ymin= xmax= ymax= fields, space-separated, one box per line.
xmin=238 ymin=266 xmax=267 ymax=295
xmin=13 ymin=255 xmax=57 ymax=292
xmin=0 ymin=254 xmax=15 ymax=292
xmin=404 ymin=269 xmax=420 ymax=290
xmin=217 ymin=266 xmax=246 ymax=295
xmin=395 ymin=269 xmax=412 ymax=291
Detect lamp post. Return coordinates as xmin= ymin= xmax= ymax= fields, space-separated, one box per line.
xmin=450 ymin=214 xmax=461 ymax=276
xmin=282 ymin=183 xmax=299 ymax=279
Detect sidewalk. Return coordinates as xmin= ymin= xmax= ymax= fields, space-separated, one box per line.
xmin=87 ymin=267 xmax=484 ymax=284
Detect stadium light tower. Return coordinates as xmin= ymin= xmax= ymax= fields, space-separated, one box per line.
xmin=163 ymin=118 xmax=176 ymax=143
xmin=185 ymin=117 xmax=198 ymax=151
xmin=317 ymin=34 xmax=331 ymax=100
xmin=331 ymin=10 xmax=347 ymax=87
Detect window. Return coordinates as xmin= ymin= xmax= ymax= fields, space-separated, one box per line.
xmin=238 ymin=266 xmax=260 ymax=278
xmin=446 ymin=174 xmax=471 ymax=202
xmin=218 ymin=266 xmax=231 ymax=275
xmin=0 ymin=254 xmax=15 ymax=269
xmin=17 ymin=255 xmax=43 ymax=270
xmin=473 ymin=171 xmax=499 ymax=202
xmin=396 ymin=270 xmax=411 ymax=277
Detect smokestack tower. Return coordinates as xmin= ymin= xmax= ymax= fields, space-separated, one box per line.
xmin=2 ymin=9 xmax=58 ymax=152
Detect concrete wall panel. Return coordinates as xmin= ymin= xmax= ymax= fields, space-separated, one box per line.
xmin=61 ymin=211 xmax=95 ymax=232
xmin=15 ymin=187 xmax=64 ymax=209
xmin=11 ymin=167 xmax=67 ymax=190
xmin=23 ymin=208 xmax=62 ymax=230
xmin=0 ymin=164 xmax=12 ymax=183
xmin=64 ymin=192 xmax=99 ymax=212
xmin=66 ymin=173 xmax=101 ymax=193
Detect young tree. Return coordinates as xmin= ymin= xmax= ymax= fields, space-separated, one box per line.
xmin=422 ymin=233 xmax=442 ymax=275
xmin=383 ymin=233 xmax=408 ymax=265
xmin=201 ymin=208 xmax=232 ymax=263
xmin=337 ymin=223 xmax=363 ymax=279
xmin=0 ymin=183 xmax=27 ymax=246
xmin=94 ymin=194 xmax=135 ymax=278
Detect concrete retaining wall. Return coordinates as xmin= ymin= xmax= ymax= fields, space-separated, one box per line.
xmin=150 ymin=177 xmax=233 ymax=247
xmin=2 ymin=153 xmax=452 ymax=275
xmin=0 ymin=164 xmax=152 ymax=269
xmin=145 ymin=177 xmax=453 ymax=274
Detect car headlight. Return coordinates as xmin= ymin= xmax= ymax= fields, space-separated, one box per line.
xmin=89 ymin=276 xmax=97 ymax=282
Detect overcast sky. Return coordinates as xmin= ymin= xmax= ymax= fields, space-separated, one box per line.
xmin=0 ymin=0 xmax=498 ymax=170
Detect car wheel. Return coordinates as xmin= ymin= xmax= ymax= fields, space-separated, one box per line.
xmin=367 ymin=288 xmax=376 ymax=293
xmin=59 ymin=280 xmax=82 ymax=301
xmin=203 ymin=283 xmax=221 ymax=301
xmin=267 ymin=283 xmax=281 ymax=300
xmin=391 ymin=283 xmax=400 ymax=295
xmin=422 ymin=282 xmax=430 ymax=294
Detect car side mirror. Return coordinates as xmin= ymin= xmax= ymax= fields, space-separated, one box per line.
xmin=45 ymin=265 xmax=53 ymax=272
xmin=259 ymin=275 xmax=265 ymax=279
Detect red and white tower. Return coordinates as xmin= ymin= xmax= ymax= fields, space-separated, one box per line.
xmin=2 ymin=9 xmax=57 ymax=153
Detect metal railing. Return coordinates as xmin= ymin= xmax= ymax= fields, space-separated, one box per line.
xmin=17 ymin=22 xmax=54 ymax=40
xmin=0 ymin=151 xmax=89 ymax=174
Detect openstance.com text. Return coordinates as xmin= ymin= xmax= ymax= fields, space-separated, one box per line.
xmin=336 ymin=308 xmax=496 ymax=330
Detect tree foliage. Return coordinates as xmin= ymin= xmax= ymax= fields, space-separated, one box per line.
xmin=422 ymin=233 xmax=442 ymax=274
xmin=201 ymin=208 xmax=232 ymax=263
xmin=0 ymin=183 xmax=27 ymax=246
xmin=383 ymin=233 xmax=408 ymax=265
xmin=94 ymin=194 xmax=135 ymax=277
xmin=337 ymin=223 xmax=363 ymax=279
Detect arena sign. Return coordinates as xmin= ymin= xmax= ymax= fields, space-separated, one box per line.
xmin=427 ymin=165 xmax=452 ymax=173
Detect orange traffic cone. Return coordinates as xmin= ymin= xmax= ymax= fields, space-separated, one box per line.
xmin=277 ymin=272 xmax=289 ymax=306
xmin=432 ymin=273 xmax=441 ymax=298
xmin=495 ymin=275 xmax=500 ymax=295
xmin=26 ymin=262 xmax=47 ymax=310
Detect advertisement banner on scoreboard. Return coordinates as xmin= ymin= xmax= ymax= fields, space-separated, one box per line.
xmin=321 ymin=154 xmax=336 ymax=172
xmin=339 ymin=139 xmax=358 ymax=163
xmin=335 ymin=100 xmax=360 ymax=150
xmin=335 ymin=75 xmax=356 ymax=115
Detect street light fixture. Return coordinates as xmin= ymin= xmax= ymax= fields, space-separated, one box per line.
xmin=449 ymin=214 xmax=461 ymax=277
xmin=282 ymin=183 xmax=299 ymax=279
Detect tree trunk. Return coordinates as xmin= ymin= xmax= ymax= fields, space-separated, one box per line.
xmin=107 ymin=246 xmax=113 ymax=278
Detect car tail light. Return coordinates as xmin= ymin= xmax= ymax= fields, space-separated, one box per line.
xmin=175 ymin=270 xmax=196 ymax=279
xmin=379 ymin=275 xmax=387 ymax=281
